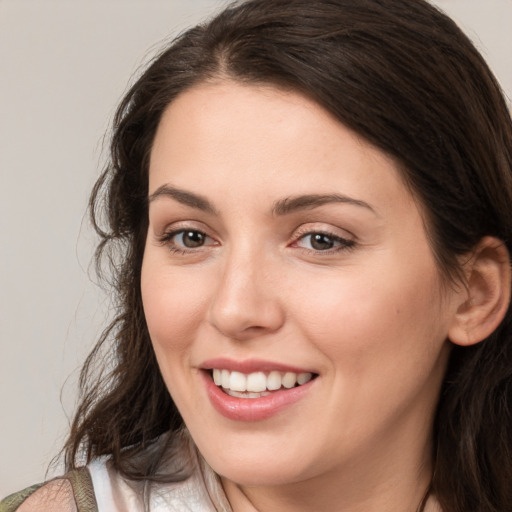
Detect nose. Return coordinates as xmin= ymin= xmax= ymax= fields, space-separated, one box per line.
xmin=208 ymin=249 xmax=285 ymax=341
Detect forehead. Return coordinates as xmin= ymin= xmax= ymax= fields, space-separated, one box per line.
xmin=148 ymin=81 xmax=415 ymax=216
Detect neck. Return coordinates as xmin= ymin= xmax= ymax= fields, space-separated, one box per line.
xmin=222 ymin=424 xmax=436 ymax=512
xmin=224 ymin=471 xmax=432 ymax=512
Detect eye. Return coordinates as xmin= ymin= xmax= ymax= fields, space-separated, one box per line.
xmin=159 ymin=228 xmax=216 ymax=253
xmin=174 ymin=230 xmax=208 ymax=248
xmin=295 ymin=231 xmax=355 ymax=252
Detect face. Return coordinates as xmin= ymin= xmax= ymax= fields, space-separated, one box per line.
xmin=141 ymin=82 xmax=458 ymax=489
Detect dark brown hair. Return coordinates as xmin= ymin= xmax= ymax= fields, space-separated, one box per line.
xmin=64 ymin=0 xmax=512 ymax=509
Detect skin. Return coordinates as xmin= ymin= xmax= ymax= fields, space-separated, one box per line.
xmin=141 ymin=81 xmax=463 ymax=512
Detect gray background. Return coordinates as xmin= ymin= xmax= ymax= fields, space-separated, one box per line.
xmin=1 ymin=0 xmax=511 ymax=497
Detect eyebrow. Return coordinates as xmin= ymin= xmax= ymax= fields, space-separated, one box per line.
xmin=148 ymin=185 xmax=377 ymax=217
xmin=148 ymin=185 xmax=217 ymax=215
xmin=272 ymin=194 xmax=378 ymax=216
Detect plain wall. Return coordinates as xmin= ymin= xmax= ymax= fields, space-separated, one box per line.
xmin=1 ymin=0 xmax=511 ymax=497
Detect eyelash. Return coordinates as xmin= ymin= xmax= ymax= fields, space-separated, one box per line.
xmin=293 ymin=230 xmax=356 ymax=254
xmin=158 ymin=229 xmax=215 ymax=255
xmin=158 ymin=228 xmax=356 ymax=255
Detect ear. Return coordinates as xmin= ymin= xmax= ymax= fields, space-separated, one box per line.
xmin=448 ymin=236 xmax=511 ymax=347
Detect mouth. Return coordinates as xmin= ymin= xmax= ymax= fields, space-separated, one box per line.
xmin=200 ymin=358 xmax=318 ymax=421
xmin=210 ymin=369 xmax=316 ymax=399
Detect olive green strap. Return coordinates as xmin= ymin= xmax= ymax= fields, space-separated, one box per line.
xmin=66 ymin=467 xmax=99 ymax=512
xmin=0 ymin=467 xmax=98 ymax=512
xmin=0 ymin=484 xmax=44 ymax=512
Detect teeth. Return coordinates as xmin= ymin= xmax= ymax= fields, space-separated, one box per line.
xmin=230 ymin=371 xmax=247 ymax=392
xmin=282 ymin=372 xmax=297 ymax=389
xmin=226 ymin=390 xmax=270 ymax=399
xmin=211 ymin=368 xmax=313 ymax=394
xmin=297 ymin=372 xmax=311 ymax=385
xmin=221 ymin=369 xmax=230 ymax=389
xmin=246 ymin=371 xmax=267 ymax=392
xmin=267 ymin=371 xmax=282 ymax=391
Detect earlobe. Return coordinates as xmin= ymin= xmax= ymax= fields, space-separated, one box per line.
xmin=448 ymin=237 xmax=511 ymax=347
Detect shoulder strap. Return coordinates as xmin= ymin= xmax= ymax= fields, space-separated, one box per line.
xmin=0 ymin=484 xmax=44 ymax=512
xmin=0 ymin=468 xmax=98 ymax=512
xmin=65 ymin=468 xmax=99 ymax=512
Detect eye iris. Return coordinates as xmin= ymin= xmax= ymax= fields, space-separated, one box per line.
xmin=310 ymin=233 xmax=334 ymax=250
xmin=182 ymin=231 xmax=205 ymax=248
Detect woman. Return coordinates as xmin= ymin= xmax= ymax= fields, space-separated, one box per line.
xmin=2 ymin=0 xmax=511 ymax=511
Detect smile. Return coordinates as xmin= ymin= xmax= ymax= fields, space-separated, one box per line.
xmin=212 ymin=369 xmax=314 ymax=398
xmin=200 ymin=361 xmax=318 ymax=421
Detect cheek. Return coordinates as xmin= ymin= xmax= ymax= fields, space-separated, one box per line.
xmin=141 ymin=260 xmax=209 ymax=356
xmin=140 ymin=260 xmax=213 ymax=415
xmin=290 ymin=256 xmax=450 ymax=448
xmin=294 ymin=253 xmax=447 ymax=373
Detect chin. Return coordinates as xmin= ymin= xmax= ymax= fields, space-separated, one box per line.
xmin=198 ymin=441 xmax=318 ymax=487
xmin=215 ymin=461 xmax=308 ymax=488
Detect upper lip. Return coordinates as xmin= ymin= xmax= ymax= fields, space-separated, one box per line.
xmin=200 ymin=357 xmax=316 ymax=374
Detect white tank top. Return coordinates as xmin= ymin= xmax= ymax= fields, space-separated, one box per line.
xmin=87 ymin=436 xmax=231 ymax=512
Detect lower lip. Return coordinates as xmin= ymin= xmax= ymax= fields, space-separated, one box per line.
xmin=202 ymin=371 xmax=315 ymax=422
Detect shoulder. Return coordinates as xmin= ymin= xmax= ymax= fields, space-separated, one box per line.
xmin=1 ymin=479 xmax=76 ymax=512
xmin=0 ymin=468 xmax=97 ymax=512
